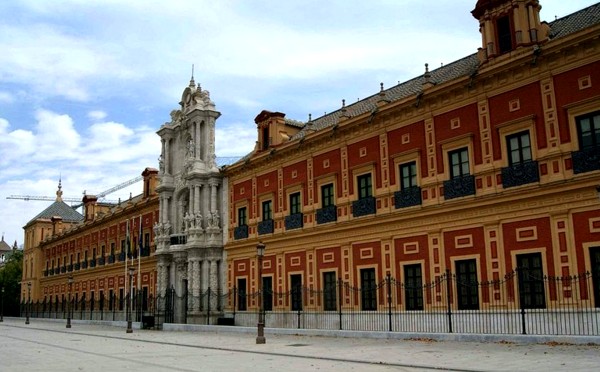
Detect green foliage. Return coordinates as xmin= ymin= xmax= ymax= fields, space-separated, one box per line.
xmin=0 ymin=249 xmax=23 ymax=316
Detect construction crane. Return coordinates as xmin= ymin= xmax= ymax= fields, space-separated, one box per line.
xmin=6 ymin=175 xmax=142 ymax=208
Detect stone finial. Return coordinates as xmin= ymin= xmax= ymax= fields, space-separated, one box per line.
xmin=56 ymin=178 xmax=63 ymax=202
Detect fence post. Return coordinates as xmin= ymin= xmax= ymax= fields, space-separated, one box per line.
xmin=445 ymin=269 xmax=453 ymax=333
xmin=338 ymin=278 xmax=343 ymax=331
xmin=387 ymin=273 xmax=392 ymax=332
xmin=207 ymin=287 xmax=211 ymax=325
xmin=517 ymin=268 xmax=527 ymax=335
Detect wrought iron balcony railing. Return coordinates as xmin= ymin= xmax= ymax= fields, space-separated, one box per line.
xmin=572 ymin=147 xmax=600 ymax=174
xmin=285 ymin=213 xmax=304 ymax=230
xmin=258 ymin=219 xmax=274 ymax=235
xmin=443 ymin=175 xmax=476 ymax=200
xmin=352 ymin=197 xmax=376 ymax=217
xmin=501 ymin=161 xmax=539 ymax=188
xmin=394 ymin=186 xmax=422 ymax=209
xmin=316 ymin=205 xmax=337 ymax=224
xmin=234 ymin=225 xmax=249 ymax=240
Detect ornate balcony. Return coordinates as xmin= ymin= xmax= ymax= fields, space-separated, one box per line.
xmin=74 ymin=262 xmax=80 ymax=271
xmin=67 ymin=264 xmax=73 ymax=272
xmin=108 ymin=254 xmax=115 ymax=264
xmin=501 ymin=161 xmax=539 ymax=188
xmin=572 ymin=148 xmax=600 ymax=174
xmin=285 ymin=213 xmax=304 ymax=230
xmin=60 ymin=266 xmax=66 ymax=273
xmin=258 ymin=219 xmax=274 ymax=235
xmin=443 ymin=175 xmax=476 ymax=200
xmin=89 ymin=258 xmax=96 ymax=268
xmin=316 ymin=205 xmax=337 ymax=224
xmin=352 ymin=197 xmax=376 ymax=217
xmin=118 ymin=252 xmax=125 ymax=262
xmin=43 ymin=270 xmax=48 ymax=277
xmin=141 ymin=246 xmax=151 ymax=257
xmin=170 ymin=234 xmax=187 ymax=245
xmin=234 ymin=225 xmax=249 ymax=240
xmin=49 ymin=268 xmax=54 ymax=275
xmin=394 ymin=186 xmax=422 ymax=209
xmin=98 ymin=256 xmax=105 ymax=266
xmin=81 ymin=261 xmax=88 ymax=269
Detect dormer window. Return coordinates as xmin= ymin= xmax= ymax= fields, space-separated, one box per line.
xmin=262 ymin=127 xmax=270 ymax=150
xmin=497 ymin=15 xmax=513 ymax=54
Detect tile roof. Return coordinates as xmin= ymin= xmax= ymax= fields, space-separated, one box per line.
xmin=284 ymin=2 xmax=600 ymax=141
xmin=26 ymin=200 xmax=84 ymax=226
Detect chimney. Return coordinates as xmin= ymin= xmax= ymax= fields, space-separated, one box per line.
xmin=82 ymin=194 xmax=98 ymax=222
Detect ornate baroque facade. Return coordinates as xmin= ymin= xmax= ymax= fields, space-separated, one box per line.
xmin=224 ymin=1 xmax=600 ymax=314
xmin=155 ymin=77 xmax=227 ymax=323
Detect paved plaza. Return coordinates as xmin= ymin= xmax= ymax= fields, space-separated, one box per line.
xmin=1 ymin=318 xmax=599 ymax=371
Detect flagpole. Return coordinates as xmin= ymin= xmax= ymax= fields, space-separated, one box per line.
xmin=138 ymin=215 xmax=142 ymax=291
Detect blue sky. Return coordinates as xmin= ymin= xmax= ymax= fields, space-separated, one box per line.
xmin=0 ymin=0 xmax=597 ymax=246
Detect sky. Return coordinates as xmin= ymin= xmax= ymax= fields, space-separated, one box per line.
xmin=0 ymin=0 xmax=597 ymax=246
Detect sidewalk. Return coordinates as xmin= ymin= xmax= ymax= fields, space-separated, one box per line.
xmin=1 ymin=317 xmax=599 ymax=371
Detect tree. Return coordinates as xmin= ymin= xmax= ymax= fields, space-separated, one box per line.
xmin=0 ymin=249 xmax=23 ymax=316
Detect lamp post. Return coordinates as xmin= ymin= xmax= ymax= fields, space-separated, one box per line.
xmin=66 ymin=275 xmax=73 ymax=328
xmin=256 ymin=242 xmax=266 ymax=344
xmin=25 ymin=282 xmax=31 ymax=325
xmin=127 ymin=266 xmax=134 ymax=333
xmin=1 ymin=287 xmax=4 ymax=322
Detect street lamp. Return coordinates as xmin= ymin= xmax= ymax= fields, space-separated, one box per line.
xmin=66 ymin=275 xmax=73 ymax=328
xmin=127 ymin=266 xmax=134 ymax=333
xmin=256 ymin=242 xmax=266 ymax=344
xmin=1 ymin=287 xmax=4 ymax=322
xmin=25 ymin=282 xmax=31 ymax=325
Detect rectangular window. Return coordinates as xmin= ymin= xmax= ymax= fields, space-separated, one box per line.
xmin=455 ymin=259 xmax=479 ymax=310
xmin=400 ymin=161 xmax=417 ymax=190
xmin=238 ymin=207 xmax=247 ymax=226
xmin=357 ymin=174 xmax=372 ymax=199
xmin=289 ymin=192 xmax=301 ymax=215
xmin=590 ymin=247 xmax=600 ymax=308
xmin=321 ymin=183 xmax=334 ymax=208
xmin=404 ymin=264 xmax=424 ymax=311
xmin=507 ymin=131 xmax=532 ymax=166
xmin=237 ymin=278 xmax=247 ymax=311
xmin=262 ymin=276 xmax=273 ymax=312
xmin=360 ymin=268 xmax=377 ymax=311
xmin=120 ymin=240 xmax=125 ymax=253
xmin=449 ymin=148 xmax=470 ymax=178
xmin=323 ymin=271 xmax=337 ymax=311
xmin=144 ymin=233 xmax=150 ymax=248
xmin=517 ymin=253 xmax=546 ymax=309
xmin=290 ymin=274 xmax=303 ymax=311
xmin=577 ymin=111 xmax=600 ymax=151
xmin=262 ymin=200 xmax=272 ymax=221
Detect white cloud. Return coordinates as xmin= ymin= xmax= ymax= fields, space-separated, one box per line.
xmin=34 ymin=109 xmax=81 ymax=158
xmin=0 ymin=91 xmax=14 ymax=103
xmin=88 ymin=110 xmax=107 ymax=121
xmin=216 ymin=122 xmax=257 ymax=157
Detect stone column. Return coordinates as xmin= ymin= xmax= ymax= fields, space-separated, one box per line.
xmin=193 ymin=260 xmax=200 ymax=312
xmin=187 ymin=260 xmax=194 ymax=311
xmin=210 ymin=182 xmax=218 ymax=213
xmin=202 ymin=260 xmax=209 ymax=309
xmin=194 ymin=185 xmax=201 ymax=214
xmin=165 ymin=139 xmax=170 ymax=174
xmin=210 ymin=260 xmax=219 ymax=310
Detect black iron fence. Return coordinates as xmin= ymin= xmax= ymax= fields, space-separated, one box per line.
xmin=227 ymin=269 xmax=599 ymax=336
xmin=20 ymin=269 xmax=600 ymax=336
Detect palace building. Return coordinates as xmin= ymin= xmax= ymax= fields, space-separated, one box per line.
xmin=223 ymin=0 xmax=600 ymax=331
xmin=21 ymin=168 xmax=159 ymax=320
